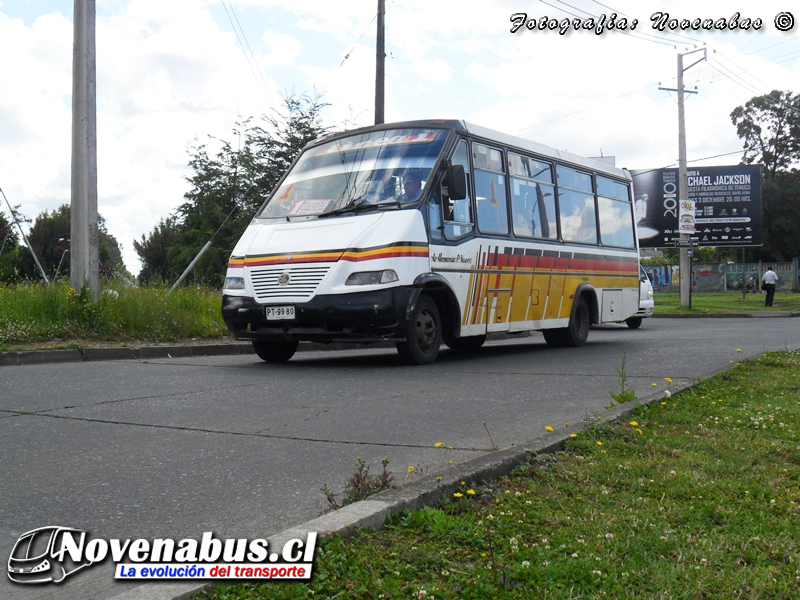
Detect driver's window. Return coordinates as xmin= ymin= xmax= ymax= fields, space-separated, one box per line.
xmin=442 ymin=140 xmax=474 ymax=240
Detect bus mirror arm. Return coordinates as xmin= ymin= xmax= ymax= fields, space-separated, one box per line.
xmin=442 ymin=164 xmax=467 ymax=201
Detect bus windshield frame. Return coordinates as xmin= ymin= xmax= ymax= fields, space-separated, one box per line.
xmin=257 ymin=127 xmax=448 ymax=219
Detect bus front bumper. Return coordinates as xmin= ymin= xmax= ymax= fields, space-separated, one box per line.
xmin=221 ymin=288 xmax=418 ymax=344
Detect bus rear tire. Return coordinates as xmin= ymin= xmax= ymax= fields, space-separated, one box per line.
xmin=396 ymin=295 xmax=442 ymax=365
xmin=561 ymin=297 xmax=590 ymax=347
xmin=544 ymin=297 xmax=590 ymax=348
xmin=445 ymin=334 xmax=486 ymax=351
xmin=625 ymin=317 xmax=643 ymax=329
xmin=253 ymin=340 xmax=299 ymax=363
xmin=542 ymin=329 xmax=563 ymax=348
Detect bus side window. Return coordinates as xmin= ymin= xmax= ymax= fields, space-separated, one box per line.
xmin=442 ymin=140 xmax=474 ymax=240
xmin=474 ymin=143 xmax=508 ymax=236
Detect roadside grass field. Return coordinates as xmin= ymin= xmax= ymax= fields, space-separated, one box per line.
xmin=1 ymin=283 xmax=796 ymax=351
xmin=204 ymin=351 xmax=800 ymax=599
xmin=654 ymin=291 xmax=800 ymax=314
xmin=0 ymin=281 xmax=226 ymax=350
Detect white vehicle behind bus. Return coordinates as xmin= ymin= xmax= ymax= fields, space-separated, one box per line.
xmin=624 ymin=265 xmax=655 ymax=329
xmin=222 ymin=120 xmax=642 ymax=365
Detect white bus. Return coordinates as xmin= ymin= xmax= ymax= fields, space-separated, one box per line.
xmin=222 ymin=120 xmax=640 ymax=365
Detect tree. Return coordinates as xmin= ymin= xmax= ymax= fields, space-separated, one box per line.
xmin=730 ymin=90 xmax=800 ymax=261
xmin=171 ymin=92 xmax=331 ymax=285
xmin=133 ymin=217 xmax=181 ymax=284
xmin=730 ymin=90 xmax=800 ymax=179
xmin=21 ymin=204 xmax=127 ymax=280
xmin=0 ymin=208 xmax=24 ymax=282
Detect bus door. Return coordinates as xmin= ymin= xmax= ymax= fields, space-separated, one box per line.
xmin=473 ymin=142 xmax=513 ymax=333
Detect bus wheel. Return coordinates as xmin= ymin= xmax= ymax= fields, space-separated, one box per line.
xmin=446 ymin=334 xmax=486 ymax=351
xmin=397 ymin=295 xmax=442 ymax=365
xmin=542 ymin=329 xmax=563 ymax=348
xmin=253 ymin=340 xmax=299 ymax=363
xmin=625 ymin=317 xmax=643 ymax=329
xmin=561 ymin=296 xmax=590 ymax=347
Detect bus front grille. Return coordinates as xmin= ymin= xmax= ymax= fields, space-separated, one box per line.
xmin=248 ymin=265 xmax=331 ymax=302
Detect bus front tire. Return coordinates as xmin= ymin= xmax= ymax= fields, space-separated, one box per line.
xmin=625 ymin=317 xmax=643 ymax=329
xmin=445 ymin=334 xmax=486 ymax=351
xmin=253 ymin=340 xmax=299 ymax=363
xmin=396 ymin=295 xmax=442 ymax=365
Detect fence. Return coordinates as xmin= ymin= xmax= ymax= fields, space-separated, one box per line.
xmin=643 ymin=259 xmax=799 ymax=293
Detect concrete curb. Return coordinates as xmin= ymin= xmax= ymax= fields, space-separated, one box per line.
xmin=653 ymin=311 xmax=800 ymax=319
xmin=0 ymin=343 xmax=256 ymax=367
xmin=109 ymin=384 xmax=678 ymax=600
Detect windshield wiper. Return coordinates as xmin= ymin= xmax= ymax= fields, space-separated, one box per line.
xmin=318 ymin=197 xmax=401 ymax=218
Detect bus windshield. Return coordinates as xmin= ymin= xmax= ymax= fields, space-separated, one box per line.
xmin=257 ymin=128 xmax=448 ymax=219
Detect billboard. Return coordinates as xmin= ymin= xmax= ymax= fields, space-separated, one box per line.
xmin=630 ymin=165 xmax=761 ymax=248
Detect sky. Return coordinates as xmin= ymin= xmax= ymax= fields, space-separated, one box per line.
xmin=0 ymin=0 xmax=799 ymax=277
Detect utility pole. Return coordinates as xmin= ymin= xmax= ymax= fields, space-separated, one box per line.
xmin=70 ymin=0 xmax=100 ymax=301
xmin=661 ymin=48 xmax=706 ymax=308
xmin=375 ymin=0 xmax=385 ymax=124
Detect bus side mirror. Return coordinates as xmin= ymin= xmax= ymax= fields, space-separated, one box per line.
xmin=443 ymin=164 xmax=467 ymax=200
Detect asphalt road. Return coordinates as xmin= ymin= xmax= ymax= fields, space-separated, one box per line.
xmin=2 ymin=316 xmax=799 ymax=600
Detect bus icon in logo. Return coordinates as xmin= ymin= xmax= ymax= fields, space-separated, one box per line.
xmin=7 ymin=526 xmax=92 ymax=584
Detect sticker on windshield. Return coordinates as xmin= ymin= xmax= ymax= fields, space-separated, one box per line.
xmin=287 ymin=199 xmax=332 ymax=216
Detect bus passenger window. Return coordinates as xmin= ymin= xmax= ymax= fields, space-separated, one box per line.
xmin=475 ymin=171 xmax=508 ymax=235
xmin=558 ymin=166 xmax=597 ymax=244
xmin=597 ymin=176 xmax=634 ymax=247
xmin=509 ymin=153 xmax=556 ymax=240
xmin=474 ymin=142 xmax=508 ymax=236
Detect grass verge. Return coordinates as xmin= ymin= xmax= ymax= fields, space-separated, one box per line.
xmin=203 ymin=351 xmax=800 ymax=599
xmin=654 ymin=291 xmax=800 ymax=314
xmin=0 ymin=282 xmax=227 ymax=350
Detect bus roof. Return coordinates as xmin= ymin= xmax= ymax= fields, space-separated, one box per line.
xmin=311 ymin=119 xmax=631 ymax=181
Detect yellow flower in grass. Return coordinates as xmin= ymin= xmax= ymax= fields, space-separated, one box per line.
xmin=408 ymin=466 xmax=414 ymax=473
xmin=636 ymin=428 xmax=643 ymax=435
xmin=467 ymin=489 xmax=476 ymax=496
xmin=453 ymin=492 xmax=463 ymax=499
xmin=737 ymin=348 xmax=742 ymax=352
xmin=629 ymin=421 xmax=639 ymax=427
xmin=665 ymin=377 xmax=673 ymax=383
xmin=434 ymin=442 xmax=444 ymax=448
xmin=652 ymin=382 xmax=658 ymax=387
xmin=570 ymin=433 xmax=578 ymax=438
xmin=436 ymin=476 xmax=443 ymax=482
xmin=545 ymin=425 xmax=554 ymax=432
xmin=596 ymin=441 xmax=603 ymax=446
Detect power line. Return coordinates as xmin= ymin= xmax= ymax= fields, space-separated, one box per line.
xmin=219 ymin=0 xmax=272 ymax=104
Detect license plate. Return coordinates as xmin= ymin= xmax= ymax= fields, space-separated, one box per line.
xmin=265 ymin=306 xmax=295 ymax=320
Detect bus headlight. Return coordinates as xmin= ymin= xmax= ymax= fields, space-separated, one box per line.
xmin=345 ymin=269 xmax=399 ymax=285
xmin=647 ymin=290 xmax=654 ymax=298
xmin=224 ymin=277 xmax=245 ymax=290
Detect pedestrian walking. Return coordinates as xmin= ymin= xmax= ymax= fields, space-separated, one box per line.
xmin=762 ymin=267 xmax=779 ymax=307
